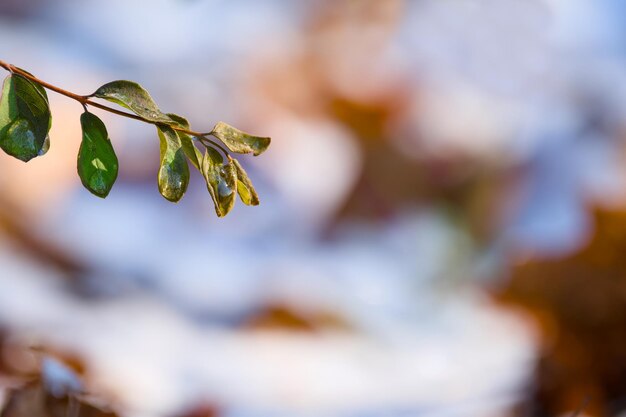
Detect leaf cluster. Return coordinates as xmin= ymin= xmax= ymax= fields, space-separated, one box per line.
xmin=0 ymin=71 xmax=270 ymax=217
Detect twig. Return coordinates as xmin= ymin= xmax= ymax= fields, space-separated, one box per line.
xmin=0 ymin=59 xmax=229 ymax=155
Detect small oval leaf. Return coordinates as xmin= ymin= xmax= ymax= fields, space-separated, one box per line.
xmin=93 ymin=80 xmax=172 ymax=123
xmin=210 ymin=122 xmax=271 ymax=156
xmin=232 ymin=158 xmax=259 ymax=206
xmin=0 ymin=74 xmax=51 ymax=161
xmin=78 ymin=112 xmax=119 ymax=198
xmin=157 ymin=125 xmax=190 ymax=202
xmin=202 ymin=148 xmax=237 ymax=217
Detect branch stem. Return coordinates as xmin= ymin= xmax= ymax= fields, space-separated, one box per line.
xmin=0 ymin=59 xmax=228 ymax=154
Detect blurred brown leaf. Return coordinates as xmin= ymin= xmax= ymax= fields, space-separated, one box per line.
xmin=242 ymin=303 xmax=350 ymax=333
xmin=497 ymin=207 xmax=626 ymax=417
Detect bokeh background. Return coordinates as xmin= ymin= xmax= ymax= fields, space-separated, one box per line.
xmin=1 ymin=1 xmax=626 ymax=416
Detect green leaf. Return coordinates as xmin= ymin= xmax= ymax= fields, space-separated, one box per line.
xmin=92 ymin=80 xmax=172 ymax=123
xmin=0 ymin=74 xmax=52 ymax=162
xmin=202 ymin=148 xmax=237 ymax=217
xmin=78 ymin=112 xmax=119 ymax=198
xmin=157 ymin=125 xmax=189 ymax=202
xmin=166 ymin=113 xmax=202 ymax=170
xmin=232 ymin=158 xmax=259 ymax=206
xmin=210 ymin=121 xmax=270 ymax=156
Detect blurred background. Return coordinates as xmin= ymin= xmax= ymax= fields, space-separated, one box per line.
xmin=1 ymin=0 xmax=626 ymax=416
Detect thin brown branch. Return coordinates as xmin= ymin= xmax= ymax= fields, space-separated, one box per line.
xmin=0 ymin=59 xmax=229 ymax=155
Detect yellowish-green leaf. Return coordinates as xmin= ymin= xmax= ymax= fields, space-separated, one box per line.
xmin=93 ymin=80 xmax=172 ymax=123
xmin=232 ymin=158 xmax=259 ymax=206
xmin=210 ymin=121 xmax=270 ymax=156
xmin=202 ymin=148 xmax=237 ymax=217
xmin=157 ymin=125 xmax=189 ymax=202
